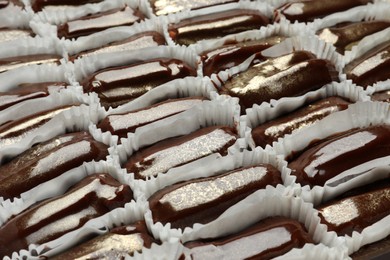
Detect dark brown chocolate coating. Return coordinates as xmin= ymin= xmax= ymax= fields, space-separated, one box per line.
xmin=0 ymin=104 xmax=76 ymax=148
xmin=51 ymin=221 xmax=156 ymax=259
xmin=371 ymin=90 xmax=390 ymax=103
xmin=0 ymin=82 xmax=67 ymax=111
xmin=168 ymin=9 xmax=270 ymax=46
xmin=0 ymin=173 xmax=133 ymax=258
xmin=70 ymin=31 xmax=167 ymax=61
xmin=185 ymin=217 xmax=313 ymax=260
xmin=150 ymin=0 xmax=238 ymax=16
xmin=344 ymin=40 xmax=390 ymax=88
xmin=81 ymin=58 xmax=197 ymax=109
xmin=201 ymin=36 xmax=286 ymax=76
xmin=149 ymin=164 xmax=282 ymax=230
xmin=0 ymin=131 xmax=109 ymax=200
xmin=125 ymin=126 xmax=238 ymax=180
xmin=0 ymin=54 xmax=61 ymax=74
xmin=31 ymin=0 xmax=103 ymax=12
xmin=97 ymin=97 xmax=206 ymax=139
xmin=276 ymin=0 xmax=372 ymax=23
xmin=251 ymin=96 xmax=350 ymax=148
xmin=57 ymin=6 xmax=145 ymax=39
xmin=317 ymin=20 xmax=390 ymax=54
xmin=219 ymin=51 xmax=339 ymax=113
xmin=0 ymin=29 xmax=33 ymax=43
xmin=317 ymin=179 xmax=390 ymax=236
xmin=288 ymin=125 xmax=390 ymax=187
xmin=0 ymin=0 xmax=23 ymax=8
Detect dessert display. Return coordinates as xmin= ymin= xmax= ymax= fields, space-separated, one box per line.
xmin=168 ymin=9 xmax=270 ymax=46
xmin=50 ymin=221 xmax=157 ymax=259
xmin=0 ymin=131 xmax=109 ymax=200
xmin=317 ymin=20 xmax=390 ymax=54
xmin=0 ymin=173 xmax=133 ymax=258
xmin=81 ymin=58 xmax=197 ymax=109
xmin=1 ymin=0 xmax=390 ymax=258
xmin=184 ymin=216 xmax=313 ymax=259
xmin=219 ymin=51 xmax=339 ymax=112
xmin=149 ymin=164 xmax=282 ymax=229
xmin=124 ymin=126 xmax=238 ymax=180
xmin=344 ymin=40 xmax=390 ymax=88
xmin=57 ymin=6 xmax=146 ymax=39
xmin=251 ymin=96 xmax=350 ymax=148
xmin=98 ymin=97 xmax=207 ymax=139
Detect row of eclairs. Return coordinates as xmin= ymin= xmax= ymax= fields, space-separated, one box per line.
xmin=0 ymin=0 xmax=390 ymax=259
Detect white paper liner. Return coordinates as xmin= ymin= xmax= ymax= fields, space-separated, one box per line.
xmin=0 ymin=88 xmax=105 ymax=162
xmin=110 ymin=96 xmax=243 ymax=170
xmin=0 ymin=63 xmax=75 ymax=92
xmin=241 ymin=80 xmax=370 ymax=149
xmin=177 ymin=186 xmax=348 ymax=259
xmin=29 ymin=0 xmax=150 ymax=39
xmin=163 ymin=1 xmax=273 ymax=47
xmin=0 ymin=3 xmax=32 ymax=29
xmin=1 ymin=160 xmax=145 ymax=259
xmin=272 ymin=101 xmax=390 ymax=207
xmin=63 ymin=16 xmax=170 ymax=58
xmin=71 ymin=45 xmax=199 ymax=84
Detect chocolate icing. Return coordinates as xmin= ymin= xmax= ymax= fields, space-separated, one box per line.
xmin=317 ymin=20 xmax=390 ymax=53
xmin=57 ymin=6 xmax=145 ymax=39
xmin=31 ymin=0 xmax=103 ymax=12
xmin=0 ymin=29 xmax=33 ymax=43
xmin=251 ymin=96 xmax=350 ymax=148
xmin=0 ymin=104 xmax=76 ymax=148
xmin=0 ymin=82 xmax=67 ymax=111
xmin=51 ymin=221 xmax=156 ymax=259
xmin=150 ymin=0 xmax=238 ymax=16
xmin=185 ymin=217 xmax=313 ymax=260
xmin=98 ymin=97 xmax=206 ymax=139
xmin=219 ymin=51 xmax=339 ymax=113
xmin=0 ymin=0 xmax=23 ymax=8
xmin=371 ymin=90 xmax=390 ymax=103
xmin=81 ymin=58 xmax=197 ymax=109
xmin=344 ymin=40 xmax=390 ymax=88
xmin=201 ymin=36 xmax=286 ymax=76
xmin=0 ymin=54 xmax=62 ymax=74
xmin=0 ymin=173 xmax=133 ymax=258
xmin=124 ymin=126 xmax=238 ymax=180
xmin=276 ymin=0 xmax=372 ymax=23
xmin=0 ymin=131 xmax=109 ymax=200
xmin=288 ymin=125 xmax=390 ymax=187
xmin=70 ymin=31 xmax=167 ymax=61
xmin=149 ymin=164 xmax=282 ymax=229
xmin=317 ymin=179 xmax=390 ymax=236
xmin=168 ymin=9 xmax=270 ymax=46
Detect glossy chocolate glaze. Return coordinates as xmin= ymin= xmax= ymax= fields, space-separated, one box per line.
xmin=149 ymin=164 xmax=282 ymax=229
xmin=219 ymin=51 xmax=339 ymax=113
xmin=81 ymin=58 xmax=197 ymax=109
xmin=51 ymin=221 xmax=156 ymax=259
xmin=70 ymin=31 xmax=167 ymax=61
xmin=0 ymin=82 xmax=67 ymax=111
xmin=288 ymin=125 xmax=390 ymax=187
xmin=252 ymin=96 xmax=350 ymax=148
xmin=185 ymin=217 xmax=313 ymax=260
xmin=98 ymin=97 xmax=206 ymax=139
xmin=0 ymin=131 xmax=109 ymax=200
xmin=201 ymin=36 xmax=286 ymax=76
xmin=0 ymin=173 xmax=133 ymax=258
xmin=31 ymin=0 xmax=103 ymax=12
xmin=0 ymin=54 xmax=62 ymax=74
xmin=317 ymin=179 xmax=390 ymax=236
xmin=344 ymin=40 xmax=390 ymax=89
xmin=371 ymin=90 xmax=390 ymax=102
xmin=57 ymin=6 xmax=146 ymax=39
xmin=317 ymin=20 xmax=390 ymax=54
xmin=125 ymin=126 xmax=238 ymax=180
xmin=151 ymin=0 xmax=238 ymax=16
xmin=276 ymin=0 xmax=372 ymax=23
xmin=168 ymin=9 xmax=270 ymax=46
xmin=0 ymin=29 xmax=33 ymax=43
xmin=0 ymin=104 xmax=76 ymax=148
